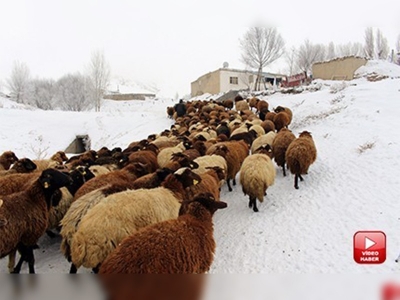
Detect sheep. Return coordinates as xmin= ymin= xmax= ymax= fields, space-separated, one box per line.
xmin=221 ymin=99 xmax=234 ymax=110
xmin=285 ymin=131 xmax=317 ymax=189
xmin=65 ymin=150 xmax=98 ymax=169
xmin=33 ymin=151 xmax=69 ymax=171
xmin=235 ymin=100 xmax=249 ymax=112
xmin=271 ymin=128 xmax=296 ymax=176
xmin=186 ymin=166 xmax=225 ymax=201
xmin=69 ymin=168 xmax=202 ymax=272
xmin=128 ymin=146 xmax=159 ymax=172
xmin=250 ymin=131 xmax=277 ymax=154
xmin=240 ymin=150 xmax=276 ymax=212
xmin=0 ymin=158 xmax=37 ymax=177
xmin=164 ymin=152 xmax=199 ymax=172
xmin=99 ymin=192 xmax=227 ymax=274
xmin=193 ymin=155 xmax=227 ymax=178
xmin=206 ymin=140 xmax=249 ymax=192
xmin=249 ymin=124 xmax=265 ymax=137
xmin=60 ymin=167 xmax=175 ymax=273
xmin=88 ymin=165 xmax=113 ymax=177
xmin=0 ymin=151 xmax=18 ymax=171
xmin=157 ymin=142 xmax=186 ymax=168
xmin=273 ymin=112 xmax=290 ymax=132
xmin=229 ymin=129 xmax=258 ymax=147
xmin=216 ymin=122 xmax=231 ymax=138
xmin=274 ymin=106 xmax=293 ymax=125
xmin=260 ymin=120 xmax=276 ymax=133
xmin=248 ymin=97 xmax=259 ymax=111
xmin=0 ymin=172 xmax=40 ymax=196
xmin=0 ymin=169 xmax=72 ymax=273
xmin=256 ymin=100 xmax=269 ymax=113
xmin=167 ymin=106 xmax=175 ymax=118
xmin=73 ymin=162 xmax=150 ymax=201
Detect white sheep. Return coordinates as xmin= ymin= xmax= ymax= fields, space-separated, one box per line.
xmin=251 ymin=131 xmax=277 ymax=154
xmin=157 ymin=142 xmax=186 ymax=168
xmin=240 ymin=152 xmax=276 ymax=212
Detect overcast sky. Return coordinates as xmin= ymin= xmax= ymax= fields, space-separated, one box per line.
xmin=1 ymin=0 xmax=399 ymax=97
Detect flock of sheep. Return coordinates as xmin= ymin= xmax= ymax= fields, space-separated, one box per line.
xmin=0 ymin=94 xmax=317 ymax=275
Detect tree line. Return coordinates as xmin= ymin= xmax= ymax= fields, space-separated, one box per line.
xmin=4 ymin=50 xmax=110 ymax=112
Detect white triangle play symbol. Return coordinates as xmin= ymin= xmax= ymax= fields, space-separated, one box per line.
xmin=365 ymin=237 xmax=376 ymax=250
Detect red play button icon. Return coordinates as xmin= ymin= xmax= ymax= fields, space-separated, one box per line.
xmin=354 ymin=231 xmax=386 ymax=264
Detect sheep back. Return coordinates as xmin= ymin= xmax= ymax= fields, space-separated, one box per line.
xmin=70 ymin=188 xmax=181 ymax=269
xmin=240 ymin=154 xmax=276 ymax=202
xmin=271 ymin=128 xmax=296 ymax=168
xmin=285 ymin=131 xmax=317 ymax=175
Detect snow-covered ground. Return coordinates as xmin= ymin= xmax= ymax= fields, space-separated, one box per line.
xmin=1 ymin=61 xmax=400 ymax=281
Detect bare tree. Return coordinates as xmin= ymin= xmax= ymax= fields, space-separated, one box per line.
xmin=7 ymin=61 xmax=31 ymax=103
xmin=28 ymin=78 xmax=56 ymax=110
xmin=364 ymin=27 xmax=374 ymax=59
xmin=55 ymin=73 xmax=93 ymax=111
xmin=88 ymin=50 xmax=111 ymax=112
xmin=284 ymin=46 xmax=299 ymax=76
xmin=296 ymin=40 xmax=326 ymax=75
xmin=396 ymin=34 xmax=400 ymax=65
xmin=375 ymin=29 xmax=389 ymax=60
xmin=240 ymin=27 xmax=285 ymax=91
xmin=326 ymin=42 xmax=336 ymax=60
xmin=337 ymin=42 xmax=364 ymax=57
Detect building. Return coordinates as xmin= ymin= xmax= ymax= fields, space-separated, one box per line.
xmin=104 ymin=82 xmax=156 ymax=101
xmin=312 ymin=56 xmax=368 ymax=80
xmin=190 ymin=65 xmax=284 ymax=97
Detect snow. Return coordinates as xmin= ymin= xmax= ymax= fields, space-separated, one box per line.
xmin=1 ymin=60 xmax=400 ymax=278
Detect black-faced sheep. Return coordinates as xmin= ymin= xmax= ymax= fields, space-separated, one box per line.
xmin=239 ymin=150 xmax=276 ymax=212
xmin=271 ymin=128 xmax=296 ymax=176
xmin=99 ymin=192 xmax=227 ymax=274
xmin=69 ymin=168 xmax=202 ymax=272
xmin=0 ymin=151 xmax=18 ymax=171
xmin=0 ymin=169 xmax=72 ymax=273
xmin=0 ymin=158 xmax=37 ymax=177
xmin=285 ymin=131 xmax=317 ymax=189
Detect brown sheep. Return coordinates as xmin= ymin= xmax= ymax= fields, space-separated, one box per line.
xmin=260 ymin=120 xmax=276 ymax=133
xmin=256 ymin=100 xmax=269 ymax=113
xmin=272 ymin=128 xmax=296 ymax=176
xmin=286 ymin=131 xmax=317 ymax=189
xmin=0 ymin=172 xmax=40 ymax=196
xmin=273 ymin=112 xmax=290 ymax=132
xmin=167 ymin=106 xmax=175 ymax=118
xmin=99 ymin=192 xmax=227 ymax=274
xmin=206 ymin=140 xmax=249 ymax=192
xmin=0 ymin=169 xmax=72 ymax=273
xmin=265 ymin=111 xmax=276 ymax=122
xmin=248 ymin=97 xmax=259 ymax=111
xmin=221 ymin=99 xmax=234 ymax=110
xmin=185 ymin=166 xmax=225 ymax=201
xmin=0 ymin=151 xmax=18 ymax=171
xmin=128 ymin=147 xmax=159 ymax=173
xmin=274 ymin=106 xmax=293 ymax=125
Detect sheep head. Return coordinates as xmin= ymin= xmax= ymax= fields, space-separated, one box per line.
xmin=179 ymin=192 xmax=228 ymax=217
xmin=39 ymin=169 xmax=73 ymax=190
xmin=11 ymin=158 xmax=37 ymax=173
xmin=174 ymin=167 xmax=202 ymax=188
xmin=2 ymin=151 xmax=18 ymax=165
xmin=254 ymin=144 xmax=273 ymax=158
xmin=299 ymin=131 xmax=313 ymax=139
xmin=206 ymin=166 xmax=225 ymax=181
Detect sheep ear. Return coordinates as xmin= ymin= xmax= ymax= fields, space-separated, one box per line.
xmin=0 ymin=199 xmax=3 ymax=207
xmin=213 ymin=201 xmax=228 ymax=209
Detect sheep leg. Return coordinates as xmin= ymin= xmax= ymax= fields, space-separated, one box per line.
xmin=251 ymin=198 xmax=259 ymax=213
xmin=299 ymin=174 xmax=304 ymax=181
xmin=8 ymin=250 xmax=16 ymax=273
xmin=26 ymin=247 xmax=35 ymax=274
xmin=233 ymin=178 xmax=236 ymax=186
xmin=227 ymin=179 xmax=233 ymax=192
xmin=282 ymin=164 xmax=286 ymax=177
xmin=69 ymin=263 xmax=78 ymax=274
xmin=248 ymin=197 xmax=253 ymax=208
xmin=294 ymin=175 xmax=299 ymax=189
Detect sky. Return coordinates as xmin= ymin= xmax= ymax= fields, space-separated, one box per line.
xmin=1 ymin=0 xmax=399 ymax=97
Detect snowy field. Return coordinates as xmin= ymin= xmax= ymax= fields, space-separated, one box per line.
xmin=1 ymin=60 xmax=400 ymax=278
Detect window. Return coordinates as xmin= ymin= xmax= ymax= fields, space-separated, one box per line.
xmin=229 ymin=77 xmax=238 ymax=84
